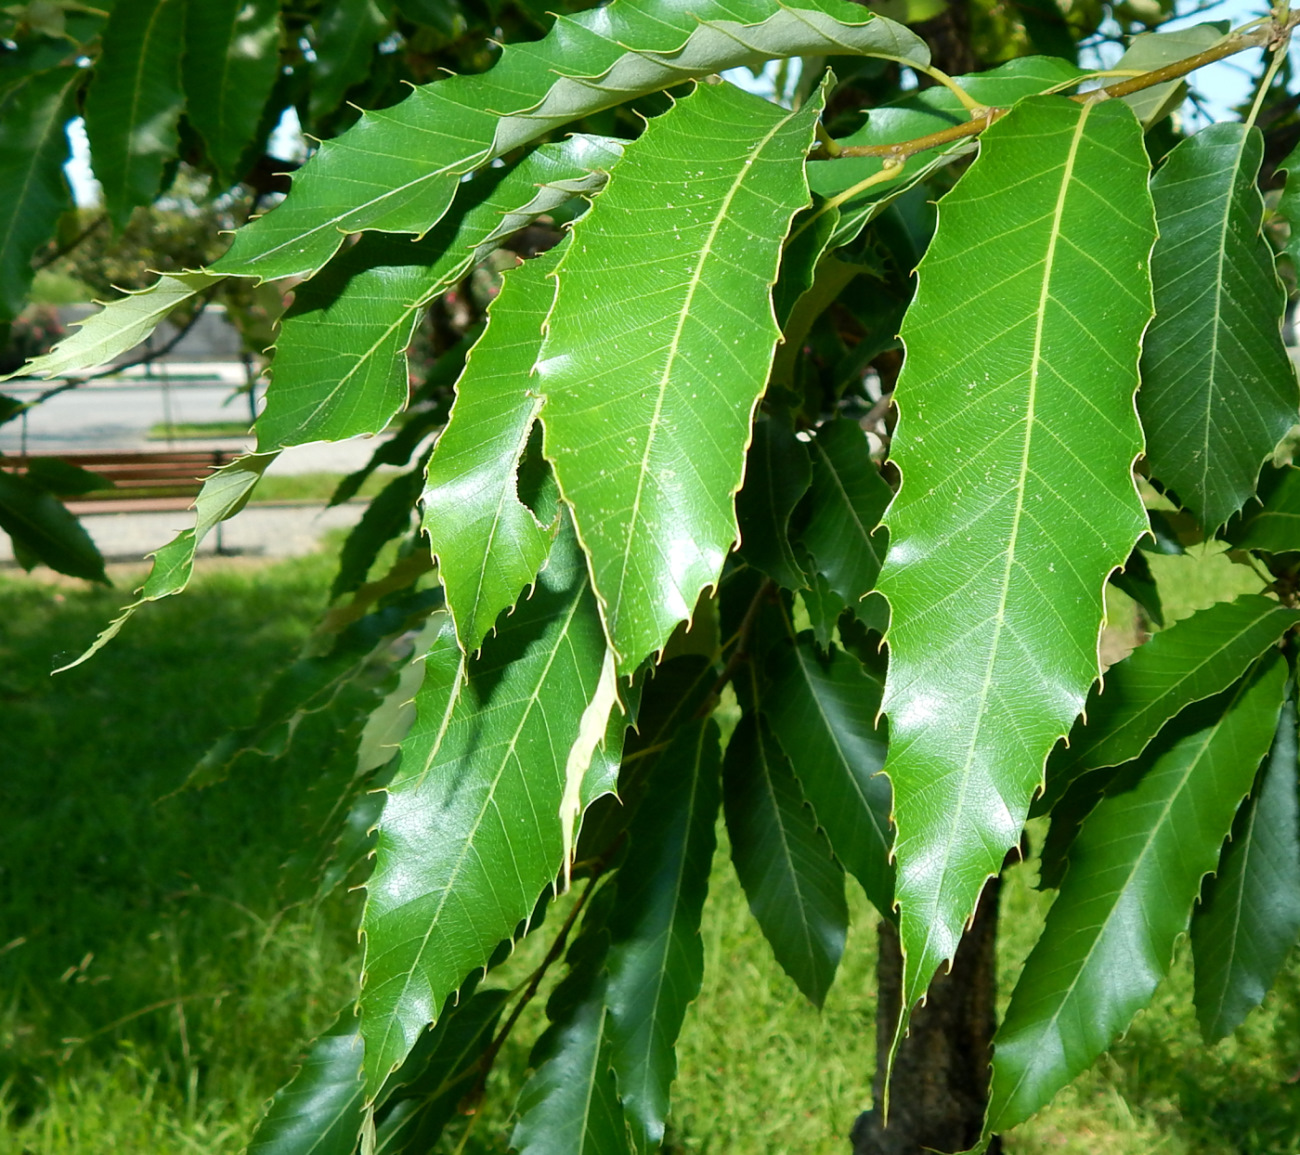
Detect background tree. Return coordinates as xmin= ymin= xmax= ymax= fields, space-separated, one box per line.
xmin=7 ymin=0 xmax=1300 ymax=1152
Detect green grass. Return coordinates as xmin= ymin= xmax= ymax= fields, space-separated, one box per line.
xmin=147 ymin=421 xmax=253 ymax=440
xmin=255 ymin=471 xmax=391 ymax=504
xmin=2 ymin=540 xmax=1299 ymax=1154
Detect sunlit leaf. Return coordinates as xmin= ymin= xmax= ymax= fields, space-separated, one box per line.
xmin=537 ymin=80 xmax=822 ymax=673
xmin=1192 ymin=681 xmax=1300 ymax=1042
xmin=878 ymin=96 xmax=1155 ymax=1007
xmin=213 ymin=0 xmax=926 ymax=280
xmin=360 ymin=517 xmax=608 ymax=1093
xmin=6 ymin=272 xmax=224 ymax=381
xmin=422 ymin=245 xmax=562 ymax=653
xmin=1041 ymin=594 xmax=1300 ymax=809
xmin=54 ymin=452 xmax=278 ymax=670
xmin=988 ymin=652 xmax=1287 ymax=1131
xmin=262 ymin=136 xmax=621 ymax=449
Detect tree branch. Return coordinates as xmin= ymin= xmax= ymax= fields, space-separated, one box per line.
xmin=828 ymin=14 xmax=1296 ymax=162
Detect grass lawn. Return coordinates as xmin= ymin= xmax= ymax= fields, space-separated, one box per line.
xmin=2 ymin=542 xmax=1299 ymax=1153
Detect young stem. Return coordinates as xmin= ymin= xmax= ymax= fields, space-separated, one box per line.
xmin=830 ymin=14 xmax=1295 ymax=162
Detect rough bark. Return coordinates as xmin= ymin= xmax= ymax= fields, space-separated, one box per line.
xmin=850 ymin=875 xmax=1002 ymax=1155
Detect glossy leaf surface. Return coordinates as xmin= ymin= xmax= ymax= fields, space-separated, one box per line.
xmin=360 ymin=520 xmax=608 ymax=1093
xmin=724 ymin=711 xmax=846 ymax=1007
xmin=1139 ymin=124 xmax=1297 ymax=530
xmin=213 ymin=0 xmax=926 ymax=280
xmin=808 ymin=56 xmax=1083 ymax=248
xmin=989 ymin=653 xmax=1287 ymax=1131
xmin=1192 ymin=684 xmax=1300 ymax=1042
xmin=7 ymin=272 xmax=224 ymax=381
xmin=878 ymin=96 xmax=1155 ymax=1006
xmin=605 ymin=717 xmax=721 ymax=1150
xmin=422 ymin=245 xmax=561 ymax=652
xmin=0 ymin=68 xmax=79 ymax=321
xmin=245 ymin=1014 xmax=365 ymax=1155
xmin=262 ymin=136 xmax=621 ymax=450
xmin=537 ymin=80 xmax=820 ymax=673
xmin=1042 ymin=595 xmax=1300 ymax=806
xmin=183 ymin=0 xmax=281 ymax=186
xmin=764 ymin=631 xmax=894 ymax=918
xmin=83 ymin=0 xmax=186 ymax=229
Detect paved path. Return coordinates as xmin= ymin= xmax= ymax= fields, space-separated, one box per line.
xmin=2 ymin=362 xmax=409 ymax=569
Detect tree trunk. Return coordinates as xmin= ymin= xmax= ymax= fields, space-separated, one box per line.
xmin=850 ymin=876 xmax=1003 ymax=1155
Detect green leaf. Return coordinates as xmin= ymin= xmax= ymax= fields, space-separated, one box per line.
xmin=5 ymin=272 xmax=223 ymax=381
xmin=797 ymin=418 xmax=891 ymax=615
xmin=1041 ymin=595 xmax=1300 ymax=808
xmin=372 ymin=990 xmax=507 ymax=1152
xmin=245 ymin=1013 xmax=366 ymax=1155
xmin=262 ymin=135 xmax=620 ymax=449
xmin=183 ymin=0 xmax=281 ymax=186
xmin=1224 ymin=464 xmax=1300 ymax=553
xmin=1277 ymin=141 xmax=1300 ymax=271
xmin=1111 ymin=24 xmax=1226 ymax=127
xmin=83 ymin=0 xmax=186 ymax=229
xmin=330 ymin=468 xmax=421 ymax=601
xmin=360 ymin=517 xmax=609 ymax=1094
xmin=808 ymin=56 xmax=1084 ymax=249
xmin=604 ymin=716 xmax=721 ymax=1150
xmin=0 ymin=67 xmax=80 ymax=322
xmin=212 ymin=0 xmax=927 ymax=280
xmin=878 ymin=96 xmax=1155 ymax=1007
xmin=1139 ymin=124 xmax=1298 ymax=531
xmin=0 ymin=469 xmax=106 ymax=582
xmin=764 ymin=630 xmax=894 ymax=918
xmin=309 ymin=0 xmax=391 ymax=123
xmin=735 ymin=417 xmax=812 ymax=590
xmin=537 ymin=80 xmax=822 ymax=674
xmin=988 ymin=652 xmax=1287 ymax=1132
xmin=423 ymin=246 xmax=561 ymax=654
xmin=513 ymin=918 xmax=632 ymax=1155
xmin=724 ymin=709 xmax=846 ymax=1007
xmin=54 ymin=451 xmax=277 ymax=670
xmin=1109 ymin=547 xmax=1163 ymax=628
xmin=1192 ymin=681 xmax=1300 ymax=1043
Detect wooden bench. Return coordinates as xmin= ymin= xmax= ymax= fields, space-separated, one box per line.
xmin=0 ymin=449 xmax=242 ymax=514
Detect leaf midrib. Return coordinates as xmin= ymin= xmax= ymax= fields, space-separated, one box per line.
xmin=609 ymin=103 xmax=800 ymax=659
xmin=994 ymin=669 xmax=1256 ymax=1122
xmin=375 ymin=580 xmax=588 ymax=1079
xmin=908 ymin=102 xmax=1093 ymax=999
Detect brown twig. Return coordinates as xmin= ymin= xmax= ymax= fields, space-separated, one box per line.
xmin=461 ymin=872 xmax=601 ymax=1111
xmin=831 ymin=15 xmax=1295 ymax=161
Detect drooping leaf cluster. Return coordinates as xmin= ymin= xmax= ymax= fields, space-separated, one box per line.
xmin=11 ymin=0 xmax=1300 ymax=1148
